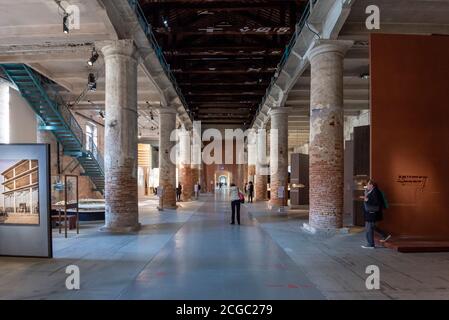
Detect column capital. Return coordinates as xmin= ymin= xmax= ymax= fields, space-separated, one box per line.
xmin=307 ymin=40 xmax=354 ymax=61
xmin=269 ymin=107 xmax=290 ymax=117
xmin=158 ymin=107 xmax=177 ymax=115
xmin=100 ymin=39 xmax=138 ymax=61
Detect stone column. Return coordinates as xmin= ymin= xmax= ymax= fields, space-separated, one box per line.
xmin=247 ymin=129 xmax=256 ymax=183
xmin=158 ymin=107 xmax=177 ymax=208
xmin=269 ymin=108 xmax=289 ymax=207
xmin=255 ymin=129 xmax=268 ymax=201
xmin=308 ymin=40 xmax=352 ymax=229
xmin=101 ymin=39 xmax=140 ymax=232
xmin=179 ymin=130 xmax=192 ymax=201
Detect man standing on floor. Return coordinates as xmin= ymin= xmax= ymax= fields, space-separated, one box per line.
xmin=248 ymin=181 xmax=254 ymax=203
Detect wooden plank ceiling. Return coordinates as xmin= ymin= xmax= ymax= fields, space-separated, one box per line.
xmin=140 ymin=0 xmax=306 ymax=127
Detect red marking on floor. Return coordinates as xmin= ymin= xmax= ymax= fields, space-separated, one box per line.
xmin=266 ymin=284 xmax=284 ymax=288
xmin=288 ymin=284 xmax=299 ymax=289
xmin=156 ymin=272 xmax=167 ymax=277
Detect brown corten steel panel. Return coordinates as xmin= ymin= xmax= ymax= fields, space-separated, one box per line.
xmin=371 ymin=34 xmax=449 ymax=240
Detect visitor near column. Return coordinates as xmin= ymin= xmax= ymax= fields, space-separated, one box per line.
xmin=229 ymin=183 xmax=241 ymax=225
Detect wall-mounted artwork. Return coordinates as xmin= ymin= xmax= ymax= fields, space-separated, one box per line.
xmin=0 ymin=159 xmax=40 ymax=225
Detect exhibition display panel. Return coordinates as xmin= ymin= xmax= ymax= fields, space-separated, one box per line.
xmin=0 ymin=144 xmax=52 ymax=258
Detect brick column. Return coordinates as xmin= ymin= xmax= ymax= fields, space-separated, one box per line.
xmin=179 ymin=130 xmax=192 ymax=201
xmin=101 ymin=39 xmax=140 ymax=232
xmin=308 ymin=40 xmax=353 ymax=229
xmin=255 ymin=129 xmax=268 ymax=201
xmin=269 ymin=108 xmax=289 ymax=207
xmin=192 ymin=165 xmax=200 ymax=187
xmin=159 ymin=107 xmax=177 ymax=208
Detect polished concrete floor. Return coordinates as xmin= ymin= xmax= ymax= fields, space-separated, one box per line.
xmin=0 ymin=191 xmax=449 ymax=300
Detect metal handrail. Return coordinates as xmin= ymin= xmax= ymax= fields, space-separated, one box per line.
xmin=86 ymin=136 xmax=105 ymax=174
xmin=128 ymin=0 xmax=192 ymax=120
xmin=253 ymin=0 xmax=318 ymax=124
xmin=30 ymin=67 xmax=104 ymax=172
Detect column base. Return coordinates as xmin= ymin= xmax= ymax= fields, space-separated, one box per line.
xmin=301 ymin=223 xmax=350 ymax=235
xmin=157 ymin=205 xmax=178 ymax=211
xmin=99 ymin=223 xmax=141 ymax=233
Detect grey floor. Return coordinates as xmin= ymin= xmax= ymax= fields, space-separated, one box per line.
xmin=1 ymin=192 xmax=449 ymax=300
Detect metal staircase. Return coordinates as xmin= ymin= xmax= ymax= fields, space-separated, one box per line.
xmin=0 ymin=63 xmax=105 ymax=194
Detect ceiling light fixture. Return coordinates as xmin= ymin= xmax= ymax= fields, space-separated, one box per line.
xmin=63 ymin=13 xmax=70 ymax=34
xmin=87 ymin=48 xmax=99 ymax=66
xmin=88 ymin=73 xmax=96 ymax=91
xmin=360 ymin=72 xmax=370 ymax=79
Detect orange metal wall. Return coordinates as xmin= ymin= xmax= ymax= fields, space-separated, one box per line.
xmin=371 ymin=34 xmax=449 ymax=239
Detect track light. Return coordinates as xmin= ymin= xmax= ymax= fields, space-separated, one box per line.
xmin=88 ymin=73 xmax=96 ymax=91
xmin=63 ymin=13 xmax=70 ymax=34
xmin=146 ymin=101 xmax=155 ymax=120
xmin=360 ymin=72 xmax=370 ymax=79
xmin=163 ymin=17 xmax=169 ymax=27
xmin=99 ymin=110 xmax=105 ymax=119
xmin=87 ymin=48 xmax=99 ymax=66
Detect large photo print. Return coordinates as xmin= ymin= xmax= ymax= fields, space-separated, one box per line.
xmin=0 ymin=159 xmax=40 ymax=225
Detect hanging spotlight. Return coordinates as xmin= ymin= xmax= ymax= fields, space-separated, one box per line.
xmin=99 ymin=110 xmax=105 ymax=119
xmin=63 ymin=13 xmax=70 ymax=34
xmin=162 ymin=17 xmax=169 ymax=27
xmin=87 ymin=48 xmax=99 ymax=66
xmin=88 ymin=73 xmax=97 ymax=91
xmin=360 ymin=72 xmax=370 ymax=80
xmin=146 ymin=101 xmax=155 ymax=120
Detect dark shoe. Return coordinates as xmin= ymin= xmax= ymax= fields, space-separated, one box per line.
xmin=230 ymin=222 xmax=235 ymax=225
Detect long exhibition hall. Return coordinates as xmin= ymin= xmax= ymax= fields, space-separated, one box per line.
xmin=0 ymin=0 xmax=449 ymax=301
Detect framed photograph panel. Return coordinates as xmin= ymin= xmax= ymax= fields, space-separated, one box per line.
xmin=0 ymin=144 xmax=52 ymax=258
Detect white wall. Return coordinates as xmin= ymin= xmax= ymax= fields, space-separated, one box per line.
xmin=0 ymin=82 xmax=9 ymax=143
xmin=8 ymin=87 xmax=37 ymax=143
xmin=344 ymin=110 xmax=370 ymax=142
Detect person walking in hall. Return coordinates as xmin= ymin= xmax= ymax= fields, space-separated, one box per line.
xmin=229 ymin=183 xmax=242 ymax=225
xmin=362 ymin=179 xmax=391 ymax=249
xmin=176 ymin=183 xmax=182 ymax=202
xmin=194 ymin=182 xmax=199 ymax=200
xmin=248 ymin=181 xmax=254 ymax=203
xmin=244 ymin=182 xmax=248 ymax=196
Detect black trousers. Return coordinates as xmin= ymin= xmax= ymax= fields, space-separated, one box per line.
xmin=231 ymin=200 xmax=241 ymax=224
xmin=248 ymin=192 xmax=253 ymax=203
xmin=365 ymin=221 xmax=375 ymax=247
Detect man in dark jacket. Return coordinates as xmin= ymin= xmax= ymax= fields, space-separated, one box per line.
xmin=248 ymin=181 xmax=254 ymax=203
xmin=362 ymin=180 xmax=391 ymax=249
